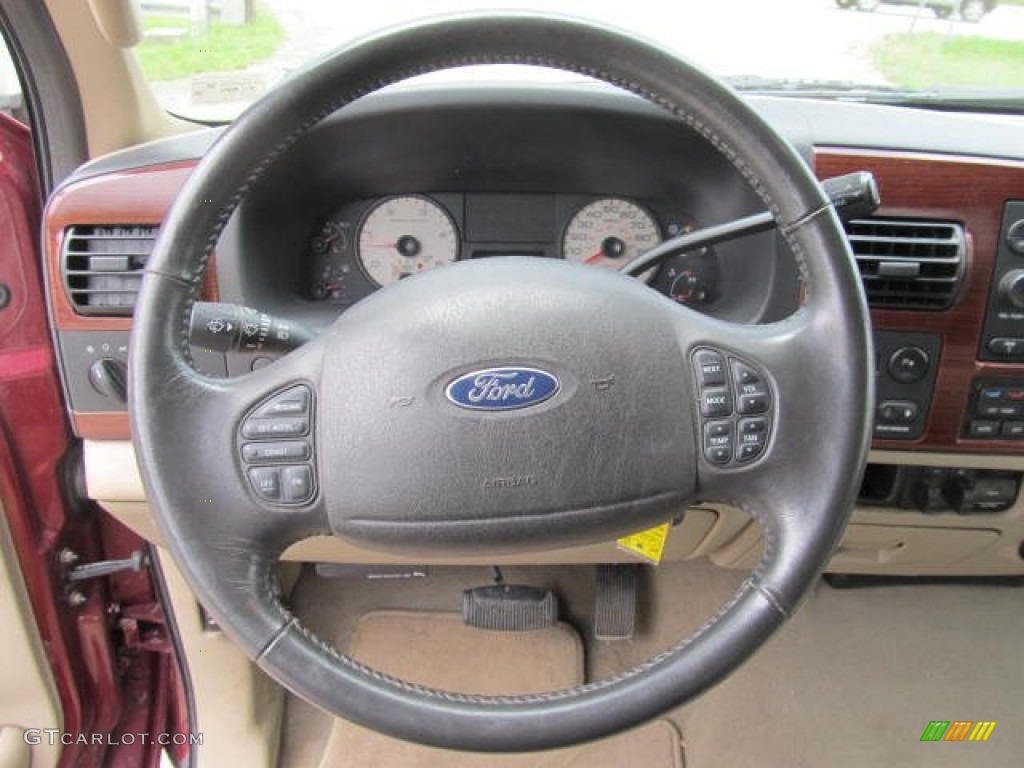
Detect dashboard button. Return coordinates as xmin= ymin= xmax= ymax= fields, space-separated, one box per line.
xmin=700 ymin=388 xmax=732 ymax=418
xmin=282 ymin=465 xmax=314 ymax=503
xmin=980 ymin=387 xmax=1005 ymax=402
xmin=987 ymin=338 xmax=1024 ymax=359
xmin=877 ymin=400 xmax=920 ymax=425
xmin=248 ymin=467 xmax=282 ymax=501
xmin=1007 ymin=219 xmax=1024 ymax=256
xmin=978 ymin=403 xmax=1021 ymax=418
xmin=967 ymin=420 xmax=1000 ymax=438
xmin=242 ymin=441 xmax=311 ymax=463
xmin=887 ymin=346 xmax=929 ymax=383
xmin=1001 ymin=422 xmax=1024 ymax=439
xmin=694 ymin=350 xmax=726 ymax=387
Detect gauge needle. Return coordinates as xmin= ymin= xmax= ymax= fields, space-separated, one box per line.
xmin=583 ymin=251 xmax=605 ymax=264
xmin=363 ymin=242 xmax=398 ymax=249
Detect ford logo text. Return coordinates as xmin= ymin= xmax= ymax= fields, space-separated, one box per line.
xmin=445 ymin=367 xmax=560 ymax=411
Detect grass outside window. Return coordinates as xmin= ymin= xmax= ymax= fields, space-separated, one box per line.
xmin=872 ymin=32 xmax=1024 ymax=89
xmin=136 ymin=4 xmax=283 ymax=82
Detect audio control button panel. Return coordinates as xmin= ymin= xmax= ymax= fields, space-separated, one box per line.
xmin=237 ymin=385 xmax=317 ymax=505
xmin=979 ymin=202 xmax=1024 ymax=361
xmin=691 ymin=347 xmax=773 ymax=467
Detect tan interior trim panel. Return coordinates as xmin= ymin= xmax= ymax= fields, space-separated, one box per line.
xmin=156 ymin=549 xmax=282 ymax=768
xmin=0 ymin=502 xmax=62 ymax=768
xmin=87 ymin=440 xmax=1024 ymax=573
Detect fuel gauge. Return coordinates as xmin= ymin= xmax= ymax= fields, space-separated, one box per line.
xmin=308 ymin=218 xmax=360 ymax=304
xmin=653 ymin=248 xmax=720 ymax=308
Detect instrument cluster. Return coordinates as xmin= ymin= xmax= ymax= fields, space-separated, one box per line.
xmin=307 ymin=192 xmax=720 ymax=311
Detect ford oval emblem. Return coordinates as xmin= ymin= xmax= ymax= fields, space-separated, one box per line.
xmin=445 ymin=367 xmax=560 ymax=411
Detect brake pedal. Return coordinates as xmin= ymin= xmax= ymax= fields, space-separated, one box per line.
xmin=463 ymin=584 xmax=559 ymax=631
xmin=594 ymin=564 xmax=640 ymax=641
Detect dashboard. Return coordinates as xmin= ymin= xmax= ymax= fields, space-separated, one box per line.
xmin=42 ymin=83 xmax=1024 ymax=574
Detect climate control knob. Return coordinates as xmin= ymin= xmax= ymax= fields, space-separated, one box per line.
xmin=998 ymin=269 xmax=1024 ymax=310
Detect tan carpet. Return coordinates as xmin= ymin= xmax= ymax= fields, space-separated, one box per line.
xmin=316 ymin=610 xmax=683 ymax=768
xmin=279 ymin=561 xmax=1024 ymax=767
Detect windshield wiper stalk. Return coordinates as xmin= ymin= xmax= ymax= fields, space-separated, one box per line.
xmin=620 ymin=172 xmax=879 ymax=277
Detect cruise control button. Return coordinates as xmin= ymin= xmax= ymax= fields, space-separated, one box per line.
xmin=242 ymin=441 xmax=311 ymax=463
xmin=694 ymin=350 xmax=726 ymax=387
xmin=248 ymin=467 xmax=281 ymax=501
xmin=700 ymin=388 xmax=732 ymax=418
xmin=282 ymin=465 xmax=314 ymax=503
xmin=241 ymin=418 xmax=309 ymax=439
xmin=252 ymin=386 xmax=310 ymax=418
xmin=967 ymin=420 xmax=1000 ymax=438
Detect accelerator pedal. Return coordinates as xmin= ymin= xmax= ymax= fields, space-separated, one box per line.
xmin=462 ymin=584 xmax=559 ymax=631
xmin=594 ymin=564 xmax=640 ymax=641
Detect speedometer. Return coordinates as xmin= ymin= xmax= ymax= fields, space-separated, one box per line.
xmin=562 ymin=198 xmax=662 ymax=282
xmin=356 ymin=195 xmax=458 ymax=287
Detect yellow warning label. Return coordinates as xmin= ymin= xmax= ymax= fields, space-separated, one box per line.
xmin=617 ymin=523 xmax=671 ymax=565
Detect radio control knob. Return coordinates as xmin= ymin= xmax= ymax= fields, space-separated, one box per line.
xmin=998 ymin=269 xmax=1024 ymax=310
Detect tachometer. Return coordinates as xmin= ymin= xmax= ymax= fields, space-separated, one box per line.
xmin=356 ymin=195 xmax=458 ymax=287
xmin=562 ymin=198 xmax=661 ymax=281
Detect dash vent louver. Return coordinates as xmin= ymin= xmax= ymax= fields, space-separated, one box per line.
xmin=845 ymin=218 xmax=964 ymax=310
xmin=61 ymin=225 xmax=158 ymax=315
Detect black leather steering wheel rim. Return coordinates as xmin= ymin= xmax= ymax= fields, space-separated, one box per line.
xmin=130 ymin=13 xmax=873 ymax=752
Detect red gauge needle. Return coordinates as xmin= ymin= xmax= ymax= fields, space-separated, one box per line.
xmin=583 ymin=250 xmax=605 ymax=264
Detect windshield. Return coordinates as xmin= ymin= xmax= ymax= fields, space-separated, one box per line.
xmin=135 ymin=0 xmax=1024 ymax=120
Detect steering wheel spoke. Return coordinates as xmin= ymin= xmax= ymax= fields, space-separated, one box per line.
xmin=671 ymin=278 xmax=872 ymax=610
xmin=131 ymin=275 xmax=328 ymax=639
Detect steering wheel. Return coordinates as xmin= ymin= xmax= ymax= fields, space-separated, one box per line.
xmin=130 ymin=14 xmax=872 ymax=752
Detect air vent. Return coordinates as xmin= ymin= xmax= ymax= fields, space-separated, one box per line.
xmin=845 ymin=218 xmax=964 ymax=310
xmin=61 ymin=225 xmax=158 ymax=315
